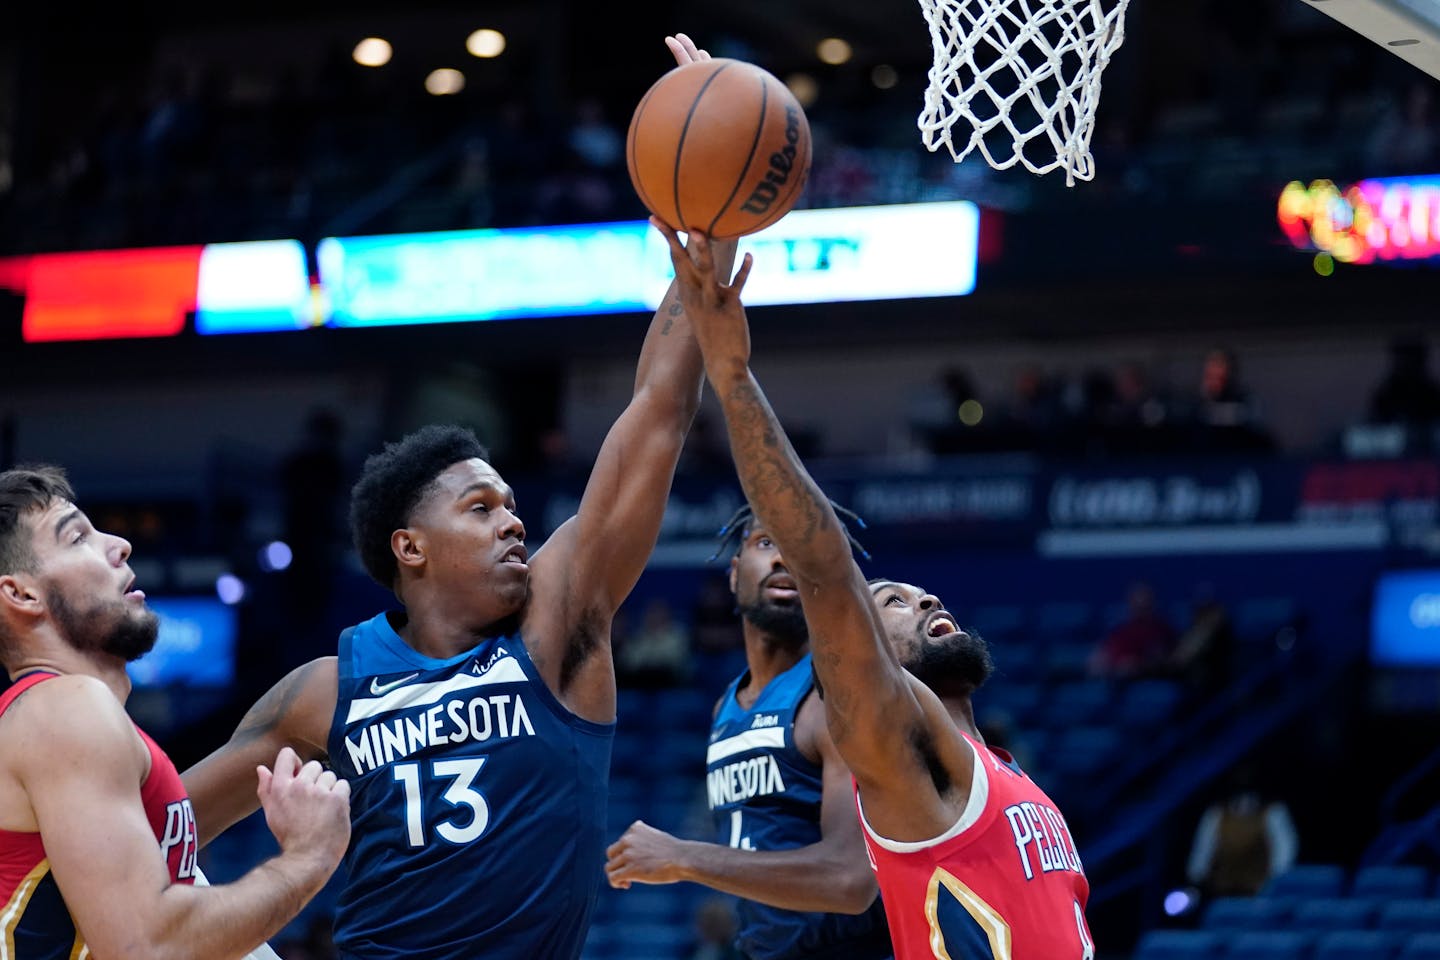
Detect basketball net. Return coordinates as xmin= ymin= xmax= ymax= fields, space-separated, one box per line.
xmin=917 ymin=0 xmax=1132 ymax=186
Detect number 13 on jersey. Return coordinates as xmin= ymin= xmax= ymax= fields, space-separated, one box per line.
xmin=393 ymin=758 xmax=490 ymax=846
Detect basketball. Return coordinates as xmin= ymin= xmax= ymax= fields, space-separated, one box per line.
xmin=627 ymin=58 xmax=812 ymax=239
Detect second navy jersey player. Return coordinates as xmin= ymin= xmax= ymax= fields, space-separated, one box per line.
xmin=328 ymin=612 xmax=611 ymax=960
xmin=708 ymin=654 xmax=891 ymax=960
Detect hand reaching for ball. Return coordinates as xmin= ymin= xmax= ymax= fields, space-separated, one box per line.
xmin=631 ymin=37 xmax=811 ymax=238
xmin=652 ymin=219 xmax=754 ymax=373
xmin=665 ymin=33 xmax=710 ymax=67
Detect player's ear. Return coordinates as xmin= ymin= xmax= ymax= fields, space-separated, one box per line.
xmin=0 ymin=574 xmax=42 ymax=617
xmin=392 ymin=528 xmax=426 ymax=571
xmin=728 ymin=554 xmax=739 ymax=595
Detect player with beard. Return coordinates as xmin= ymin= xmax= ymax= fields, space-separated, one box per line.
xmin=605 ymin=506 xmax=890 ymax=960
xmin=0 ymin=465 xmax=351 ymax=960
xmin=655 ymin=224 xmax=1094 ymax=959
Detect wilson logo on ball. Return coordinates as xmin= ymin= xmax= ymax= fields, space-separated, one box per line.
xmin=741 ymin=105 xmax=804 ymax=216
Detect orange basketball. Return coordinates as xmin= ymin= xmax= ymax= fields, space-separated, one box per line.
xmin=627 ymin=59 xmax=812 ymax=239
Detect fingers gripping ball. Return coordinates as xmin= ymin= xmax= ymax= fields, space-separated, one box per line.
xmin=627 ymin=59 xmax=812 ymax=238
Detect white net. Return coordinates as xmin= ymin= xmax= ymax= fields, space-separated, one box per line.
xmin=917 ymin=0 xmax=1132 ymax=186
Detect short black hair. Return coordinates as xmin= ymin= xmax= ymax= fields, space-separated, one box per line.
xmin=712 ymin=501 xmax=870 ymax=562
xmin=349 ymin=425 xmax=490 ymax=589
xmin=0 ymin=465 xmax=75 ymax=577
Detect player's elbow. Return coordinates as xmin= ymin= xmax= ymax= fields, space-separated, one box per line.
xmin=828 ymin=865 xmax=880 ymax=914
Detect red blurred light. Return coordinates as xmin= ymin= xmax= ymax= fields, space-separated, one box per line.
xmin=21 ymin=246 xmax=203 ymax=342
xmin=0 ymin=256 xmax=30 ymax=293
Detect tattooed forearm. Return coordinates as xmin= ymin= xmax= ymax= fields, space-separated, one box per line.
xmin=720 ymin=375 xmax=846 ymax=573
xmin=661 ymin=298 xmax=683 ymax=335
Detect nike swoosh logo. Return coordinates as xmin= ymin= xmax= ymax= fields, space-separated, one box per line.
xmin=369 ymin=672 xmax=420 ymax=696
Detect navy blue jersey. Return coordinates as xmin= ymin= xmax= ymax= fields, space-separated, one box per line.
xmin=327 ymin=612 xmax=613 ymax=960
xmin=707 ymin=654 xmax=890 ymax=960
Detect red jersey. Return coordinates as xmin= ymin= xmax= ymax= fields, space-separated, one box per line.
xmin=0 ymin=672 xmax=198 ymax=959
xmin=858 ymin=731 xmax=1094 ymax=960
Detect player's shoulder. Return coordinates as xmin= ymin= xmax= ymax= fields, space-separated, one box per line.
xmin=5 ymin=673 xmax=126 ymax=730
xmin=2 ymin=675 xmax=144 ymax=772
xmin=266 ymin=656 xmax=340 ymax=741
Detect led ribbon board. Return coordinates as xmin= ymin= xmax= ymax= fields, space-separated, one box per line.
xmin=1 ymin=240 xmax=314 ymax=340
xmin=1278 ymin=175 xmax=1440 ymax=264
xmin=16 ymin=246 xmax=204 ymax=342
xmin=195 ymin=240 xmax=313 ymax=334
xmin=318 ymin=201 xmax=981 ymax=327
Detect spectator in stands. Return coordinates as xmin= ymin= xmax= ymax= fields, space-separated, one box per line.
xmin=993 ymin=364 xmax=1063 ymax=452
xmin=691 ymin=571 xmax=746 ymax=697
xmin=1113 ymin=360 xmax=1168 ymax=430
xmin=679 ymin=413 xmax=733 ymax=475
xmin=1369 ymin=334 xmax=1440 ymax=427
xmin=567 ymin=97 xmax=624 ymax=171
xmin=909 ymin=365 xmax=983 ymax=455
xmin=1184 ymin=347 xmax=1274 ymax=453
xmin=1091 ymin=582 xmax=1178 ymax=678
xmin=1196 ymin=347 xmax=1255 ymax=428
xmin=1168 ymin=584 xmax=1236 ymax=697
xmin=1186 ymin=763 xmax=1299 ymax=898
xmin=616 ymin=597 xmax=694 ymax=688
xmin=274 ymin=916 xmax=338 ymax=960
xmin=689 ymin=897 xmax=745 ymax=960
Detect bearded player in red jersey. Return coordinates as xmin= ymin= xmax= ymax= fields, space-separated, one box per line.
xmin=655 ymin=223 xmax=1093 ymax=960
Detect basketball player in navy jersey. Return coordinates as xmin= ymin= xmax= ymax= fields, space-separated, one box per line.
xmin=180 ymin=35 xmax=736 ymax=960
xmin=0 ymin=466 xmax=351 ymax=959
xmin=656 ymin=225 xmax=1094 ymax=959
xmin=605 ymin=513 xmax=891 ymax=960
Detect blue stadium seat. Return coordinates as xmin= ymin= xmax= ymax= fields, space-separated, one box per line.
xmin=1400 ymin=933 xmax=1440 ymax=960
xmin=1035 ymin=602 xmax=1096 ymax=640
xmin=622 ymin=922 xmax=694 ymax=960
xmin=1116 ymin=679 xmax=1185 ymax=726
xmin=1044 ymin=679 xmax=1113 ymax=726
xmin=978 ymin=681 xmax=1044 ymax=725
xmin=969 ymin=604 xmax=1026 ymax=641
xmin=652 ymin=688 xmax=713 ymax=730
xmin=1380 ymin=900 xmax=1440 ymax=932
xmin=1225 ymin=930 xmax=1310 ymax=960
xmin=1046 ymin=725 xmax=1123 ymax=777
xmin=1262 ymin=864 xmax=1346 ymax=898
xmin=1353 ymin=865 xmax=1430 ymax=900
xmin=1293 ymin=897 xmax=1378 ymax=931
xmin=648 ymin=731 xmax=705 ymax=775
xmin=1202 ymin=896 xmax=1293 ymax=931
xmin=1132 ymin=930 xmax=1223 ymax=960
xmin=990 ymin=642 xmax=1042 ymax=682
xmin=1233 ymin=596 xmax=1298 ymax=640
xmin=1043 ymin=642 xmax=1097 ymax=681
xmin=1313 ymin=930 xmax=1399 ymax=960
xmin=611 ymin=886 xmax=689 ymax=924
xmin=616 ymin=688 xmax=656 ymax=723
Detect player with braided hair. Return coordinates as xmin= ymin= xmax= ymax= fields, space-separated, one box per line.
xmin=605 ymin=500 xmax=891 ymax=960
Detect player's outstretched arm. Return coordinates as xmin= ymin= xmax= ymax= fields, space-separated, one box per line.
xmin=655 ymin=223 xmax=970 ymax=837
xmin=15 ymin=676 xmax=349 ymax=960
xmin=604 ymin=698 xmax=877 ymax=913
xmin=526 ymin=35 xmax=737 ymax=705
xmin=183 ymin=657 xmax=337 ymax=848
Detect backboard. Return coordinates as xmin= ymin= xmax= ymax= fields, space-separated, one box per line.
xmin=1301 ymin=0 xmax=1440 ymax=81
